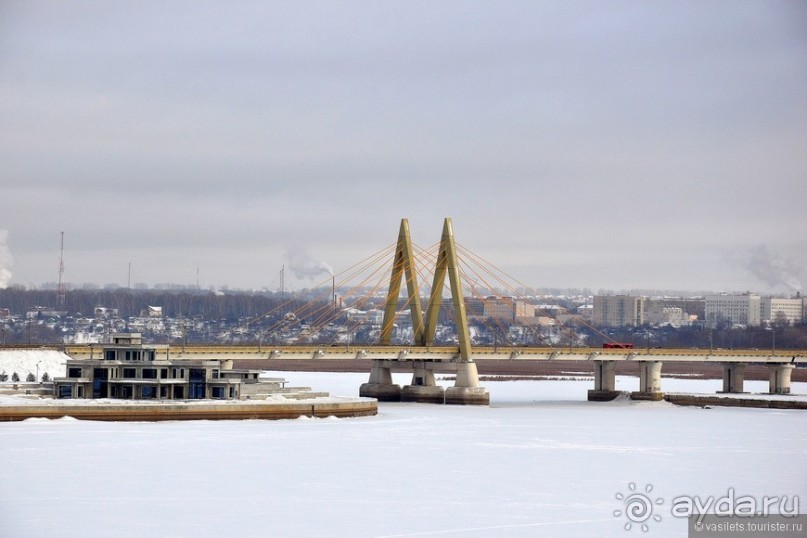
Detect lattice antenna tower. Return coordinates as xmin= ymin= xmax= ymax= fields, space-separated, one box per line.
xmin=57 ymin=231 xmax=66 ymax=306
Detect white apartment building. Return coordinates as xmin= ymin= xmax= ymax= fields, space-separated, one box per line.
xmin=592 ymin=295 xmax=644 ymax=327
xmin=706 ymin=294 xmax=804 ymax=327
xmin=761 ymin=296 xmax=803 ymax=325
xmin=705 ymin=294 xmax=761 ymax=327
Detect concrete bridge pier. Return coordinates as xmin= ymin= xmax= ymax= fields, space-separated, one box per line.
xmin=445 ymin=361 xmax=489 ymax=405
xmin=401 ymin=362 xmax=445 ymax=403
xmin=359 ymin=361 xmax=401 ymax=401
xmin=768 ymin=364 xmax=795 ymax=395
xmin=631 ymin=361 xmax=664 ymax=401
xmin=719 ymin=363 xmax=747 ymax=393
xmin=587 ymin=360 xmax=621 ymax=401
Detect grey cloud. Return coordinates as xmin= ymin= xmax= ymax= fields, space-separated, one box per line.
xmin=1 ymin=1 xmax=805 ymax=291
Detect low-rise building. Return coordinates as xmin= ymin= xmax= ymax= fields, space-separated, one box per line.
xmin=481 ymin=297 xmax=535 ymax=322
xmin=643 ymin=301 xmax=690 ymax=327
xmin=53 ymin=333 xmax=288 ymax=400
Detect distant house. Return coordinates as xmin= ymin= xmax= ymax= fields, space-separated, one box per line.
xmin=93 ymin=306 xmax=119 ymax=319
xmin=26 ymin=306 xmax=63 ymax=320
xmin=53 ymin=333 xmax=287 ymax=400
xmin=141 ymin=306 xmax=163 ymax=318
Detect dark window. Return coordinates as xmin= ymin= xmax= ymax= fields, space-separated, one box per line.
xmin=211 ymin=387 xmax=225 ymax=399
xmin=123 ymin=368 xmax=136 ymax=379
xmin=188 ymin=369 xmax=205 ymax=399
xmin=229 ymin=387 xmax=235 ymax=398
xmin=68 ymin=367 xmax=82 ymax=378
xmin=142 ymin=368 xmax=157 ymax=379
xmin=189 ymin=369 xmax=205 ymax=382
xmin=105 ymin=350 xmax=115 ymax=361
xmin=141 ymin=386 xmax=156 ymax=399
xmin=160 ymin=368 xmax=168 ymax=379
xmin=92 ymin=368 xmax=109 ymax=398
xmin=58 ymin=385 xmax=72 ymax=398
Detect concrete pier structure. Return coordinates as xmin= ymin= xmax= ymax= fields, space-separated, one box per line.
xmin=720 ymin=363 xmax=747 ymax=393
xmin=445 ymin=361 xmax=489 ymax=405
xmin=0 ymin=400 xmax=378 ymax=421
xmin=768 ymin=363 xmax=795 ymax=395
xmin=631 ymin=361 xmax=664 ymax=401
xmin=588 ymin=360 xmax=621 ymax=401
xmin=359 ymin=362 xmax=401 ymax=401
xmin=401 ymin=363 xmax=445 ymax=403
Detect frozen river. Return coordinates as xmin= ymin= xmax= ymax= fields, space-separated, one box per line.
xmin=1 ymin=372 xmax=805 ymax=537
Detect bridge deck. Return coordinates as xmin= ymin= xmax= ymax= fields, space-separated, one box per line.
xmin=61 ymin=345 xmax=807 ymax=364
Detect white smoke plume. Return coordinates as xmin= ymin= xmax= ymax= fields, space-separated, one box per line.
xmin=0 ymin=230 xmax=12 ymax=288
xmin=744 ymin=245 xmax=803 ymax=292
xmin=286 ymin=247 xmax=333 ymax=280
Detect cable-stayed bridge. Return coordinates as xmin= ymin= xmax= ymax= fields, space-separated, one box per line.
xmin=64 ymin=218 xmax=807 ymax=405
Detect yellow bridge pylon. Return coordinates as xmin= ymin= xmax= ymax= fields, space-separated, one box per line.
xmin=364 ymin=218 xmax=489 ymax=404
xmin=380 ymin=218 xmax=473 ymax=361
xmin=379 ymin=218 xmax=424 ymax=346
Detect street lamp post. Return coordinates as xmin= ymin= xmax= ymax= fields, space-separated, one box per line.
xmin=36 ymin=361 xmax=41 ymax=383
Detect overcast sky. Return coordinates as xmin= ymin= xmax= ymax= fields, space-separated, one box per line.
xmin=1 ymin=1 xmax=805 ymax=294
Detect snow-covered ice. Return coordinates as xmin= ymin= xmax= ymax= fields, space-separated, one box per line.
xmin=0 ymin=371 xmax=805 ymax=537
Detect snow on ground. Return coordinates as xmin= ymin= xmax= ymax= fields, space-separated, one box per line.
xmin=0 ymin=372 xmax=805 ymax=538
xmin=0 ymin=349 xmax=68 ymax=380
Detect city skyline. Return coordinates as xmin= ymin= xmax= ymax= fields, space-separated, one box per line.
xmin=1 ymin=2 xmax=805 ymax=293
